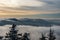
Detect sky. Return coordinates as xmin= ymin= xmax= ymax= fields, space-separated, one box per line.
xmin=0 ymin=0 xmax=60 ymax=18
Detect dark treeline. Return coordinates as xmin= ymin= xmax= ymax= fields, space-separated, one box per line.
xmin=0 ymin=24 xmax=56 ymax=40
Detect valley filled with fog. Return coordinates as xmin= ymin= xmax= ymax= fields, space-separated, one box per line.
xmin=0 ymin=18 xmax=60 ymax=40
xmin=0 ymin=25 xmax=60 ymax=40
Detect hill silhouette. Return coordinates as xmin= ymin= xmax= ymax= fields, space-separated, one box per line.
xmin=0 ymin=18 xmax=60 ymax=26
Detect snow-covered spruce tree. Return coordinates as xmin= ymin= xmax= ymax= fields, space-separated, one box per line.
xmin=21 ymin=32 xmax=30 ymax=40
xmin=0 ymin=36 xmax=3 ymax=40
xmin=40 ymin=33 xmax=47 ymax=40
xmin=48 ymin=27 xmax=56 ymax=40
xmin=4 ymin=24 xmax=22 ymax=40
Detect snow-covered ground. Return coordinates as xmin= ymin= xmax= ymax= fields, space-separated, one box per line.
xmin=0 ymin=25 xmax=60 ymax=40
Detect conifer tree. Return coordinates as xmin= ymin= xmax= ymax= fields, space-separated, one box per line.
xmin=4 ymin=24 xmax=22 ymax=40
xmin=48 ymin=27 xmax=56 ymax=40
xmin=21 ymin=32 xmax=30 ymax=40
xmin=0 ymin=36 xmax=3 ymax=40
xmin=40 ymin=33 xmax=47 ymax=40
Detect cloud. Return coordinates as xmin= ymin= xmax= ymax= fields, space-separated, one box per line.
xmin=0 ymin=0 xmax=60 ymax=11
xmin=17 ymin=0 xmax=60 ymax=12
xmin=0 ymin=0 xmax=60 ymax=16
xmin=0 ymin=0 xmax=45 ymax=8
xmin=38 ymin=0 xmax=60 ymax=8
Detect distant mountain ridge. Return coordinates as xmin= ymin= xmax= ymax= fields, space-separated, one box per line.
xmin=0 ymin=18 xmax=60 ymax=26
